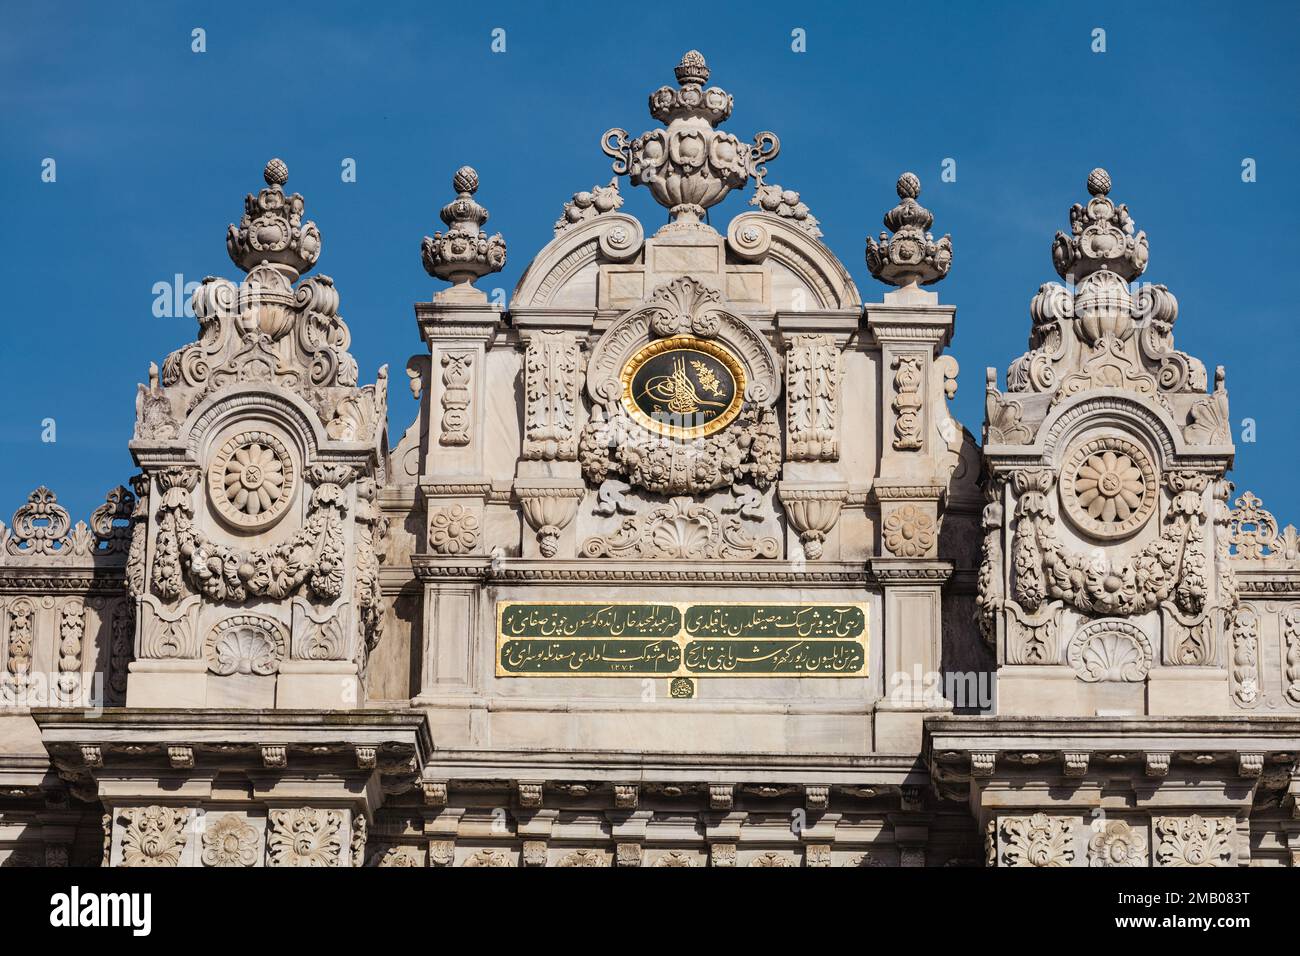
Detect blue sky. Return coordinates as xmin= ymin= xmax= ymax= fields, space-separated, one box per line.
xmin=1 ymin=0 xmax=1297 ymax=526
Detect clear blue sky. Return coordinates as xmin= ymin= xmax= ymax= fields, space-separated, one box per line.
xmin=2 ymin=1 xmax=1297 ymax=527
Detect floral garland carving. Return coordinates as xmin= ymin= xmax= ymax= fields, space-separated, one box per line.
xmin=580 ymin=404 xmax=781 ymax=496
xmin=151 ymin=464 xmax=353 ymax=605
xmin=1010 ymin=469 xmax=1208 ymax=619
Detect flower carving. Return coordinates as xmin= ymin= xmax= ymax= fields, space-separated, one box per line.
xmin=882 ymin=505 xmax=935 ymax=558
xmin=201 ymin=814 xmax=260 ymax=867
xmin=1077 ymin=450 xmax=1143 ymax=523
xmin=1087 ymin=820 xmax=1147 ymax=867
xmin=1060 ymin=436 xmax=1157 ymax=539
xmin=208 ymin=431 xmax=296 ymax=531
xmin=428 ymin=504 xmax=480 ymax=555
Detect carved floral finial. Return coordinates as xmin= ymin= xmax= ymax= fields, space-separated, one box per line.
xmin=226 ymin=158 xmax=321 ymax=278
xmin=865 ymin=172 xmax=952 ymax=287
xmin=421 ymin=166 xmax=506 ymax=301
xmin=1052 ymin=167 xmax=1148 ymax=283
xmin=601 ymin=51 xmax=780 ymax=229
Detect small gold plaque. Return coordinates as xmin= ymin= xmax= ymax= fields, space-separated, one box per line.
xmin=620 ymin=336 xmax=746 ymax=438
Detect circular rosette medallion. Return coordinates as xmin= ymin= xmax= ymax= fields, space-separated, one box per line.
xmin=208 ymin=430 xmax=296 ymax=531
xmin=620 ymin=336 xmax=745 ymax=438
xmin=1059 ymin=435 xmax=1158 ymax=539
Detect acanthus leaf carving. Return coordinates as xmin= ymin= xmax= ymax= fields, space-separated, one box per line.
xmin=522 ymin=331 xmax=582 ymax=461
xmin=1000 ymin=813 xmax=1075 ymax=868
xmin=1153 ymin=815 xmax=1234 ymax=867
xmin=266 ymin=808 xmax=343 ymax=867
xmin=785 ymin=334 xmax=840 ymax=461
xmin=120 ymin=806 xmax=189 ymax=868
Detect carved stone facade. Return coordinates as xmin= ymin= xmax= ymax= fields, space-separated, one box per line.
xmin=1 ymin=51 xmax=1298 ymax=871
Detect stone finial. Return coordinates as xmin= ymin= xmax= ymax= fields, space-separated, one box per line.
xmin=865 ymin=172 xmax=952 ymax=287
xmin=601 ymin=51 xmax=780 ymax=228
xmin=226 ymin=158 xmax=322 ymax=278
xmin=1051 ymin=167 xmax=1149 ymax=283
xmin=421 ymin=166 xmax=507 ymax=301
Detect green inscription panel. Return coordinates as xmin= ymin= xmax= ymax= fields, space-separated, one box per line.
xmin=497 ymin=602 xmax=868 ymax=677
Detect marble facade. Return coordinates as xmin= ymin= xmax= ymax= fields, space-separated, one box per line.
xmin=1 ymin=51 xmax=1298 ymax=868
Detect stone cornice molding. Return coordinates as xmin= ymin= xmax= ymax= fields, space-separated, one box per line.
xmin=414 ymin=302 xmax=503 ymax=344
xmin=0 ymin=568 xmax=125 ymax=593
xmin=869 ymin=481 xmax=948 ymax=504
xmin=775 ymin=310 xmax=861 ymax=348
xmin=410 ymin=556 xmax=872 ymax=586
xmin=869 ymin=558 xmax=953 ymax=584
xmin=421 ymin=747 xmax=918 ymax=787
xmin=34 ymin=707 xmax=433 ymax=804
xmin=418 ymin=479 xmax=493 ymax=502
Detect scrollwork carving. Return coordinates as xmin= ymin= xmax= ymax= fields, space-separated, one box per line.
xmin=583 ymin=496 xmax=778 ymax=560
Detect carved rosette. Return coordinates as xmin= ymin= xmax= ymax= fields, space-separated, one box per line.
xmin=201 ymin=813 xmax=260 ymax=867
xmin=427 ymin=504 xmax=480 ymax=555
xmin=208 ymin=430 xmax=296 ymax=532
xmin=1087 ymin=820 xmax=1148 ymax=867
xmin=1058 ymin=436 xmax=1157 ymax=540
xmin=881 ymin=504 xmax=937 ymax=559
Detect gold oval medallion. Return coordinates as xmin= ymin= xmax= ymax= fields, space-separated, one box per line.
xmin=620 ymin=336 xmax=746 ymax=438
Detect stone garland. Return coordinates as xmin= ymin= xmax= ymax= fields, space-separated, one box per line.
xmin=579 ymin=404 xmax=782 ymax=497
xmin=152 ymin=464 xmax=353 ymax=606
xmin=1006 ymin=469 xmax=1209 ymax=619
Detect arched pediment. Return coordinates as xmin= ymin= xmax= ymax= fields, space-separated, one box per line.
xmin=511 ymin=212 xmax=644 ymax=309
